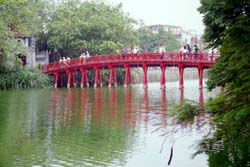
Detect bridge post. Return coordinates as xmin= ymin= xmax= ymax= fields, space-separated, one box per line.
xmin=94 ymin=67 xmax=103 ymax=88
xmin=160 ymin=65 xmax=166 ymax=89
xmin=54 ymin=72 xmax=59 ymax=88
xmin=178 ymin=65 xmax=184 ymax=88
xmin=124 ymin=65 xmax=132 ymax=87
xmin=128 ymin=67 xmax=133 ymax=85
xmin=94 ymin=67 xmax=98 ymax=88
xmin=60 ymin=74 xmax=64 ymax=87
xmin=142 ymin=64 xmax=148 ymax=88
xmin=72 ymin=71 xmax=77 ymax=88
xmin=198 ymin=65 xmax=204 ymax=89
xmin=98 ymin=69 xmax=103 ymax=87
xmin=108 ymin=66 xmax=117 ymax=88
xmin=80 ymin=68 xmax=89 ymax=88
xmin=66 ymin=70 xmax=71 ymax=88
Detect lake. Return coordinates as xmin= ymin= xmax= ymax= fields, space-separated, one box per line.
xmin=0 ymin=80 xmax=218 ymax=167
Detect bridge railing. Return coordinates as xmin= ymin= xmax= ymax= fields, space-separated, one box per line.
xmin=41 ymin=52 xmax=216 ymax=73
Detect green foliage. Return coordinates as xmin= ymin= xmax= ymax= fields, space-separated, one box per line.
xmin=137 ymin=28 xmax=180 ymax=52
xmin=170 ymin=102 xmax=197 ymax=122
xmin=197 ymin=0 xmax=250 ymax=157
xmin=194 ymin=135 xmax=250 ymax=167
xmin=0 ymin=0 xmax=49 ymax=68
xmin=0 ymin=0 xmax=49 ymax=35
xmin=0 ymin=66 xmax=50 ymax=89
xmin=45 ymin=0 xmax=138 ymax=58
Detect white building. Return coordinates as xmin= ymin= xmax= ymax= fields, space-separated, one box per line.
xmin=144 ymin=24 xmax=200 ymax=46
xmin=16 ymin=35 xmax=49 ymax=67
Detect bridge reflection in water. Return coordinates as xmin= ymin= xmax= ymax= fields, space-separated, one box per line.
xmin=0 ymin=81 xmax=212 ymax=166
xmin=52 ymin=85 xmax=205 ymax=130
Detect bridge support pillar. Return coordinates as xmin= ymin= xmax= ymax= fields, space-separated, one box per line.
xmin=108 ymin=66 xmax=117 ymax=88
xmin=160 ymin=65 xmax=166 ymax=89
xmin=198 ymin=65 xmax=204 ymax=89
xmin=94 ymin=67 xmax=103 ymax=88
xmin=124 ymin=65 xmax=132 ymax=87
xmin=178 ymin=65 xmax=184 ymax=88
xmin=142 ymin=64 xmax=148 ymax=88
xmin=73 ymin=71 xmax=77 ymax=87
xmin=66 ymin=70 xmax=76 ymax=88
xmin=59 ymin=74 xmax=63 ymax=87
xmin=54 ymin=72 xmax=59 ymax=88
xmin=80 ymin=68 xmax=89 ymax=88
xmin=67 ymin=71 xmax=71 ymax=88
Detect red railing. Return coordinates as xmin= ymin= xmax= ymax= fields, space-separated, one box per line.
xmin=41 ymin=52 xmax=216 ymax=74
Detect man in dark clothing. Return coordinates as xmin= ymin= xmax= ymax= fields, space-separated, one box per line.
xmin=193 ymin=45 xmax=199 ymax=60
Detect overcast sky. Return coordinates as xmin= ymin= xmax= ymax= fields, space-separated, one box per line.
xmin=106 ymin=0 xmax=204 ymax=35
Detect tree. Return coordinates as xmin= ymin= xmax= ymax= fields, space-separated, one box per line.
xmin=45 ymin=0 xmax=138 ymax=59
xmin=0 ymin=0 xmax=51 ymax=89
xmin=137 ymin=28 xmax=180 ymax=52
xmin=196 ymin=0 xmax=250 ymax=161
xmin=0 ymin=0 xmax=50 ymax=68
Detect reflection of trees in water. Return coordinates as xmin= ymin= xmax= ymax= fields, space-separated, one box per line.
xmin=206 ymin=138 xmax=250 ymax=167
xmin=171 ymin=88 xmax=250 ymax=167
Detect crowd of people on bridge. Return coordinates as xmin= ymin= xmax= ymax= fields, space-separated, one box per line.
xmin=120 ymin=44 xmax=204 ymax=61
xmin=179 ymin=44 xmax=200 ymax=60
xmin=59 ymin=56 xmax=71 ymax=63
xmin=56 ymin=44 xmax=216 ymax=64
xmin=79 ymin=50 xmax=90 ymax=59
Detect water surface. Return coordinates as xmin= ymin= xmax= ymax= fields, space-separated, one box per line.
xmin=0 ymin=80 xmax=218 ymax=167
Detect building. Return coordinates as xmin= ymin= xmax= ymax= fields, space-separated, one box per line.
xmin=144 ymin=24 xmax=201 ymax=46
xmin=16 ymin=34 xmax=49 ymax=67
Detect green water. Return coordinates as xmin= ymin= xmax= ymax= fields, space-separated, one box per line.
xmin=0 ymin=81 xmax=218 ymax=167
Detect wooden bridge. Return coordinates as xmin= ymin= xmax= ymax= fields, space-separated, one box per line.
xmin=41 ymin=52 xmax=215 ymax=88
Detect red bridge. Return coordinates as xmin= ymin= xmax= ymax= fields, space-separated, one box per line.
xmin=41 ymin=52 xmax=215 ymax=89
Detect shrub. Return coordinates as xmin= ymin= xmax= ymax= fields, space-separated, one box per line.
xmin=0 ymin=66 xmax=50 ymax=90
xmin=170 ymin=102 xmax=197 ymax=122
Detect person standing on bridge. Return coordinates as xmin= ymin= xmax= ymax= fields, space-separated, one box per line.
xmin=86 ymin=50 xmax=90 ymax=57
xmin=187 ymin=44 xmax=192 ymax=53
xmin=187 ymin=44 xmax=192 ymax=59
xmin=193 ymin=45 xmax=199 ymax=60
xmin=62 ymin=57 xmax=67 ymax=65
xmin=133 ymin=46 xmax=138 ymax=54
xmin=159 ymin=44 xmax=166 ymax=59
xmin=159 ymin=44 xmax=166 ymax=53
xmin=85 ymin=50 xmax=90 ymax=62
xmin=181 ymin=45 xmax=188 ymax=60
xmin=121 ymin=47 xmax=126 ymax=60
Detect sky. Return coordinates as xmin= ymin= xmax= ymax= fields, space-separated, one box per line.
xmin=106 ymin=0 xmax=205 ymax=35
